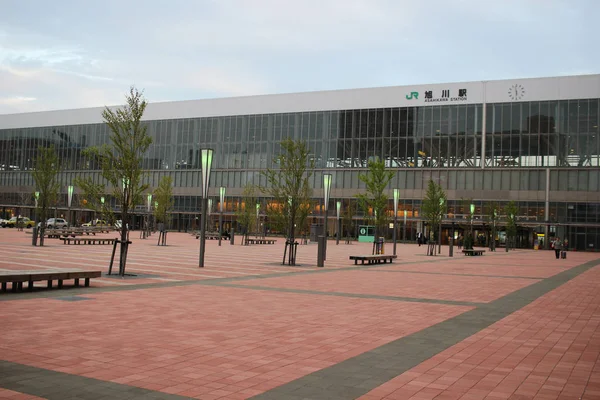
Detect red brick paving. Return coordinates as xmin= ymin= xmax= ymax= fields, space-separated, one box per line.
xmin=1 ymin=285 xmax=471 ymax=398
xmin=1 ymin=229 xmax=599 ymax=399
xmin=359 ymin=266 xmax=600 ymax=400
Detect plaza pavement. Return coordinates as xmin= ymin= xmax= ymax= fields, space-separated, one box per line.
xmin=0 ymin=229 xmax=599 ymax=400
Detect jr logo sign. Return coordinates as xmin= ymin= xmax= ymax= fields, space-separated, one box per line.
xmin=405 ymin=92 xmax=419 ymax=100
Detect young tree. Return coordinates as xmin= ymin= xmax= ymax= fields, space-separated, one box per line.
xmin=341 ymin=199 xmax=357 ymax=243
xmin=504 ymin=200 xmax=519 ymax=250
xmin=31 ymin=146 xmax=61 ymax=245
xmin=421 ymin=179 xmax=447 ymax=248
xmin=76 ymin=87 xmax=152 ymax=275
xmin=458 ymin=197 xmax=475 ymax=250
xmin=261 ymin=138 xmax=314 ymax=265
xmin=485 ymin=201 xmax=501 ymax=251
xmin=356 ymin=158 xmax=394 ymax=238
xmin=153 ymin=176 xmax=174 ymax=228
xmin=236 ymin=184 xmax=257 ymax=245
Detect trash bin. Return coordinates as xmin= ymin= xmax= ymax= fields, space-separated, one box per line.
xmin=373 ymin=237 xmax=385 ymax=255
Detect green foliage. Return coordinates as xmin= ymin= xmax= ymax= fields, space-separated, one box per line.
xmin=504 ymin=200 xmax=518 ymax=247
xmin=74 ymin=176 xmax=114 ymax=223
xmin=485 ymin=201 xmax=501 ymax=224
xmin=341 ymin=200 xmax=356 ymax=239
xmin=421 ymin=179 xmax=447 ymax=242
xmin=236 ymin=184 xmax=258 ymax=239
xmin=153 ymin=176 xmax=174 ymax=225
xmin=31 ymin=146 xmax=61 ymax=240
xmin=355 ymin=159 xmax=394 ymax=237
xmin=75 ymin=87 xmax=152 ymax=275
xmin=260 ymin=138 xmax=314 ymax=241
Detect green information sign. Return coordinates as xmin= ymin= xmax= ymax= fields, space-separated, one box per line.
xmin=358 ymin=225 xmax=375 ymax=243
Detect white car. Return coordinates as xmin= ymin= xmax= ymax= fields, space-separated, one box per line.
xmin=45 ymin=218 xmax=69 ymax=229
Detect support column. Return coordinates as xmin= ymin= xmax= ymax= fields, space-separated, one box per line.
xmin=481 ymin=82 xmax=487 ymax=169
xmin=544 ymin=168 xmax=550 ymax=250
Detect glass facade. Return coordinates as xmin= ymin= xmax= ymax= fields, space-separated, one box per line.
xmin=0 ymin=97 xmax=599 ymax=250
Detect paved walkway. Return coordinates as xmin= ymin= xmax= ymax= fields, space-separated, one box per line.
xmin=0 ymin=229 xmax=598 ymax=399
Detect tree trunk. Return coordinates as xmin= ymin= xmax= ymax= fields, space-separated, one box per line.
xmin=119 ymin=212 xmax=129 ymax=276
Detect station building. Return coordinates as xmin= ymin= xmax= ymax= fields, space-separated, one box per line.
xmin=0 ymin=74 xmax=599 ymax=250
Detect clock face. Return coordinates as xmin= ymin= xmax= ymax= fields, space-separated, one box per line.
xmin=508 ymin=84 xmax=525 ymax=101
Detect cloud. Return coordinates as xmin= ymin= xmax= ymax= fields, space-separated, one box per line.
xmin=0 ymin=96 xmax=36 ymax=105
xmin=0 ymin=0 xmax=598 ymax=113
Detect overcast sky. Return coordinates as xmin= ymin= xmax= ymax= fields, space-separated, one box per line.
xmin=1 ymin=0 xmax=598 ymax=114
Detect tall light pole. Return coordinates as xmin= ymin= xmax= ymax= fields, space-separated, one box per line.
xmin=470 ymin=203 xmax=475 ymax=248
xmin=256 ymin=202 xmax=260 ymax=237
xmin=492 ymin=209 xmax=497 ymax=251
xmin=199 ymin=148 xmax=213 ymax=268
xmin=393 ymin=189 xmax=399 ymax=256
xmin=67 ymin=185 xmax=74 ymax=227
xmin=219 ymin=186 xmax=225 ymax=246
xmin=439 ymin=197 xmax=444 ymax=254
xmin=403 ymin=210 xmax=407 ymax=242
xmin=208 ymin=198 xmax=213 ymax=232
xmin=336 ymin=200 xmax=341 ymax=246
xmin=147 ymin=193 xmax=152 ymax=237
xmin=323 ymin=173 xmax=332 ymax=260
xmin=34 ymin=191 xmax=39 ymax=223
xmin=100 ymin=196 xmax=105 ymax=226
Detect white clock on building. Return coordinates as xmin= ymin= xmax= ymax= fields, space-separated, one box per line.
xmin=508 ymin=84 xmax=525 ymax=100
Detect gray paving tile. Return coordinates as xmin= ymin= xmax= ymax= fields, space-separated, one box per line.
xmin=0 ymin=360 xmax=192 ymax=400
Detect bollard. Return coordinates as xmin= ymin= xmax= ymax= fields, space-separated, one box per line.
xmin=230 ymin=231 xmax=235 ymax=245
xmin=317 ymin=235 xmax=325 ymax=267
xmin=32 ymin=226 xmax=38 ymax=246
xmin=449 ymin=237 xmax=453 ymax=257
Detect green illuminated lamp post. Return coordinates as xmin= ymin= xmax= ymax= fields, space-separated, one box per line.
xmin=66 ymin=184 xmax=74 ymax=227
xmin=219 ymin=186 xmax=225 ymax=246
xmin=256 ymin=202 xmax=260 ymax=237
xmin=336 ymin=200 xmax=341 ymax=246
xmin=393 ymin=189 xmax=399 ymax=256
xmin=470 ymin=203 xmax=475 ymax=249
xmin=322 ymin=173 xmax=332 ymax=260
xmin=439 ymin=197 xmax=445 ymax=254
xmin=198 ymin=148 xmax=213 ymax=268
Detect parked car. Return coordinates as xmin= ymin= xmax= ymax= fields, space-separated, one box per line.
xmin=3 ymin=216 xmax=35 ymax=228
xmin=45 ymin=218 xmax=68 ymax=229
xmin=82 ymin=219 xmax=108 ymax=227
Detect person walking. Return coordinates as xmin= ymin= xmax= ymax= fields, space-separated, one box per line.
xmin=554 ymin=237 xmax=562 ymax=259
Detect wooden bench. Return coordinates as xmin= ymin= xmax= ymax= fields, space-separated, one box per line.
xmin=462 ymin=249 xmax=486 ymax=256
xmin=195 ymin=232 xmax=230 ymax=240
xmin=1 ymin=269 xmax=102 ymax=292
xmin=349 ymin=254 xmax=397 ymax=265
xmin=60 ymin=237 xmax=118 ymax=245
xmin=245 ymin=238 xmax=277 ymax=245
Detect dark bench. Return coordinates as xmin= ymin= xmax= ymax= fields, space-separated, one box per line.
xmin=195 ymin=232 xmax=230 ymax=240
xmin=349 ymin=254 xmax=397 ymax=265
xmin=1 ymin=269 xmax=102 ymax=292
xmin=245 ymin=238 xmax=277 ymax=245
xmin=60 ymin=237 xmax=118 ymax=245
xmin=462 ymin=249 xmax=486 ymax=256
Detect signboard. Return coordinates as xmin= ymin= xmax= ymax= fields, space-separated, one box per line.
xmin=358 ymin=225 xmax=375 ymax=243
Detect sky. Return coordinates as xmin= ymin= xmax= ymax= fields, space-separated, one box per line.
xmin=0 ymin=0 xmax=598 ymax=114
